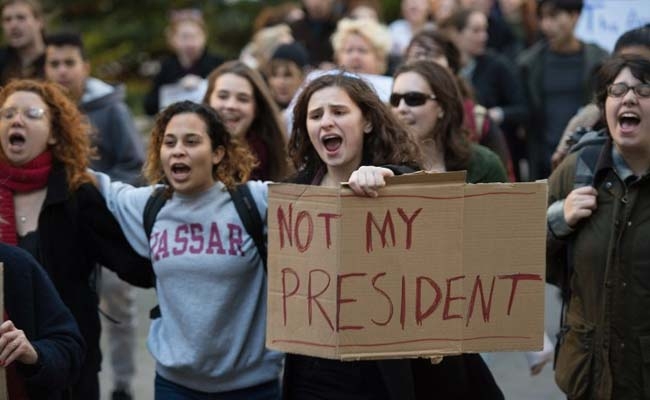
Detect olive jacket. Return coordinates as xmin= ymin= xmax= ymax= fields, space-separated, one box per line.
xmin=547 ymin=138 xmax=650 ymax=399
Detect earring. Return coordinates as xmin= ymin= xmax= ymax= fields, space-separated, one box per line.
xmin=438 ymin=112 xmax=444 ymax=119
xmin=364 ymin=124 xmax=372 ymax=133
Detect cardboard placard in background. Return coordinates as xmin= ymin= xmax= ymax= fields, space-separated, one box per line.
xmin=1 ymin=264 xmax=7 ymax=399
xmin=266 ymin=172 xmax=547 ymax=360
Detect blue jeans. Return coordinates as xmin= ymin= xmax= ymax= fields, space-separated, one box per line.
xmin=154 ymin=374 xmax=280 ymax=400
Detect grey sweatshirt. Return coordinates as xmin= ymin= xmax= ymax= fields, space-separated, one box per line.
xmin=82 ymin=77 xmax=145 ymax=185
xmin=94 ymin=172 xmax=283 ymax=392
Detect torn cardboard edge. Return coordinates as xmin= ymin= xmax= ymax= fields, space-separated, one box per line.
xmin=266 ymin=172 xmax=547 ymax=360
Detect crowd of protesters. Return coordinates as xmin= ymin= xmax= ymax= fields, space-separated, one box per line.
xmin=1 ymin=0 xmax=650 ymax=398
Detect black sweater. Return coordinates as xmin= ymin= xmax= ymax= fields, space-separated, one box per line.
xmin=17 ymin=164 xmax=154 ymax=398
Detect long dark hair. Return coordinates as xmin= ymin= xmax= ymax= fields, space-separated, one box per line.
xmin=393 ymin=61 xmax=471 ymax=171
xmin=203 ymin=60 xmax=291 ymax=181
xmin=289 ymin=72 xmax=421 ymax=178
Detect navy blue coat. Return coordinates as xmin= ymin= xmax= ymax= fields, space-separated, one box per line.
xmin=1 ymin=243 xmax=84 ymax=399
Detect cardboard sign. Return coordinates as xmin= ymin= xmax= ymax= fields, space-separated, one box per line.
xmin=0 ymin=264 xmax=7 ymax=399
xmin=266 ymin=172 xmax=548 ymax=360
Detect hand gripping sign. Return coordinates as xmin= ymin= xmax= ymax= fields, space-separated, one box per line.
xmin=266 ymin=172 xmax=548 ymax=360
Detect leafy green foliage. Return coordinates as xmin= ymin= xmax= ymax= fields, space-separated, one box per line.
xmin=19 ymin=0 xmax=402 ymax=112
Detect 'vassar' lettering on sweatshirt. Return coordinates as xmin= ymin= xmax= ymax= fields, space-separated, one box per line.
xmin=150 ymin=222 xmax=244 ymax=261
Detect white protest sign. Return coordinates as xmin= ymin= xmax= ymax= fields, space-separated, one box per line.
xmin=159 ymin=78 xmax=208 ymax=110
xmin=576 ymin=0 xmax=650 ymax=52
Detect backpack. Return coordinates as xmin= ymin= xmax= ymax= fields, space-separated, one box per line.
xmin=143 ymin=184 xmax=267 ymax=319
xmin=554 ymin=128 xmax=606 ymax=366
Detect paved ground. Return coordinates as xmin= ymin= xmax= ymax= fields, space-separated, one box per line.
xmin=99 ymin=285 xmax=565 ymax=400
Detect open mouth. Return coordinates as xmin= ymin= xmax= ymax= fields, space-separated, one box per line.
xmin=222 ymin=117 xmax=242 ymax=134
xmin=322 ymin=134 xmax=343 ymax=152
xmin=170 ymin=163 xmax=191 ymax=180
xmin=222 ymin=114 xmax=241 ymax=126
xmin=619 ymin=112 xmax=641 ymax=130
xmin=8 ymin=132 xmax=26 ymax=146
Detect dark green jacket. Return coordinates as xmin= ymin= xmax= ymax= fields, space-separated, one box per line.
xmin=466 ymin=143 xmax=508 ymax=184
xmin=547 ymin=138 xmax=650 ymax=399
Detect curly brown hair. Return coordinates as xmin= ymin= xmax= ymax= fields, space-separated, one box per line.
xmin=202 ymin=60 xmax=292 ymax=181
xmin=143 ymin=101 xmax=257 ymax=190
xmin=289 ymin=72 xmax=421 ymax=177
xmin=0 ymin=79 xmax=94 ymax=190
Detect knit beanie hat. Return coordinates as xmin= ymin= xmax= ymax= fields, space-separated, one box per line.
xmin=271 ymin=42 xmax=309 ymax=68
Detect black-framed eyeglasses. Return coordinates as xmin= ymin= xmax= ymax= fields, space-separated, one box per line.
xmin=0 ymin=106 xmax=48 ymax=120
xmin=607 ymin=82 xmax=650 ymax=98
xmin=389 ymin=92 xmax=436 ymax=107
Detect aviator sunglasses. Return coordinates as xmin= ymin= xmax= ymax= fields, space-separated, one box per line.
xmin=607 ymin=82 xmax=650 ymax=98
xmin=389 ymin=91 xmax=436 ymax=107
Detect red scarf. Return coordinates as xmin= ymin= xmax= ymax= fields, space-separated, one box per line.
xmin=3 ymin=310 xmax=30 ymax=399
xmin=0 ymin=151 xmax=53 ymax=245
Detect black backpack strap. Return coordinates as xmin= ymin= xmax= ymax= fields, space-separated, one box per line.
xmin=572 ymin=142 xmax=603 ymax=189
xmin=142 ymin=186 xmax=168 ymax=319
xmin=229 ymin=183 xmax=267 ymax=272
xmin=143 ymin=187 xmax=168 ymax=239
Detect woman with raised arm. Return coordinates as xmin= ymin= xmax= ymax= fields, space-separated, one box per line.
xmin=93 ymin=100 xmax=284 ymax=399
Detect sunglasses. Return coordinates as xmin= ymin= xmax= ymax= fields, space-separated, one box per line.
xmin=0 ymin=106 xmax=47 ymax=120
xmin=607 ymin=82 xmax=650 ymax=98
xmin=389 ymin=92 xmax=436 ymax=107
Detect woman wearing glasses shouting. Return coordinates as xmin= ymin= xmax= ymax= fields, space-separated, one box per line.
xmin=547 ymin=55 xmax=650 ymax=399
xmin=390 ymin=60 xmax=506 ymax=184
xmin=0 ymin=80 xmax=153 ymax=399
